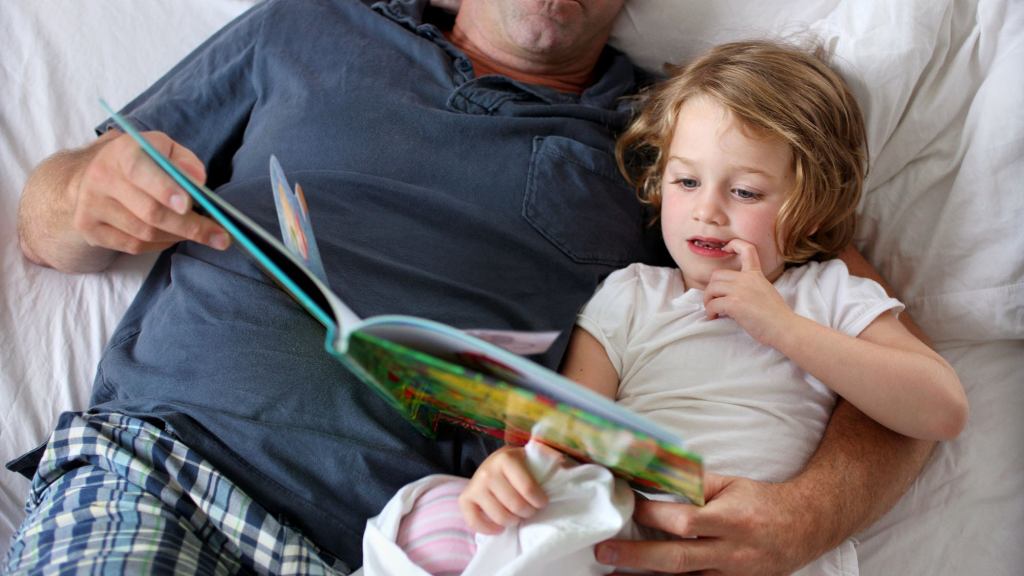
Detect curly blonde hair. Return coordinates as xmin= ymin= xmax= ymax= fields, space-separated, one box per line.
xmin=616 ymin=40 xmax=868 ymax=264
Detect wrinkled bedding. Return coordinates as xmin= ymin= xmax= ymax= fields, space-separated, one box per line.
xmin=1 ymin=1 xmax=1021 ymax=572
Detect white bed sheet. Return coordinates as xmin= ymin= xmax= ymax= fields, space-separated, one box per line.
xmin=2 ymin=1 xmax=1021 ymax=573
xmin=0 ymin=0 xmax=258 ymax=550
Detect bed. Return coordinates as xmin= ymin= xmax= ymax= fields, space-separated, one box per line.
xmin=1 ymin=1 xmax=1020 ymax=573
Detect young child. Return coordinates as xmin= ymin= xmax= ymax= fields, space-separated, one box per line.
xmin=366 ymin=40 xmax=968 ymax=576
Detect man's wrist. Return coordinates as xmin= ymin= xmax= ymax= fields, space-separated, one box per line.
xmin=762 ymin=478 xmax=843 ymax=569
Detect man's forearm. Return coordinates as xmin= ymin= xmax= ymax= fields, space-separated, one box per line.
xmin=593 ymin=399 xmax=934 ymax=575
xmin=18 ymin=138 xmax=117 ymax=273
xmin=788 ymin=399 xmax=934 ymax=555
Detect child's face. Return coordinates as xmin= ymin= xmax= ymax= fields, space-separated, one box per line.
xmin=660 ymin=96 xmax=794 ymax=290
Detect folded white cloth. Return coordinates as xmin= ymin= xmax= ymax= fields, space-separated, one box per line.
xmin=359 ymin=440 xmax=635 ymax=576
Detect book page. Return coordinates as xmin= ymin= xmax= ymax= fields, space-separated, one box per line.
xmin=269 ymin=155 xmax=328 ymax=284
xmin=340 ymin=325 xmax=704 ymax=503
xmin=462 ymin=329 xmax=559 ymax=356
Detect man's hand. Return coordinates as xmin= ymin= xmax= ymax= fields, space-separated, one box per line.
xmin=458 ymin=445 xmax=550 ymax=534
xmin=18 ymin=129 xmax=230 ymax=273
xmin=72 ymin=130 xmax=228 ymax=256
xmin=595 ymin=472 xmax=815 ymax=576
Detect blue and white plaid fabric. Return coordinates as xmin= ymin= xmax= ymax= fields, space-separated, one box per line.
xmin=4 ymin=412 xmax=350 ymax=575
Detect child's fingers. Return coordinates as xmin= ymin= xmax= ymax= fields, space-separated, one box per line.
xmin=725 ymin=238 xmax=761 ymax=272
xmin=502 ymin=458 xmax=548 ymax=509
xmin=476 ymin=486 xmax=522 ymax=528
xmin=460 ymin=475 xmax=516 ymax=533
xmin=459 ymin=483 xmax=512 ymax=533
xmin=488 ymin=470 xmax=543 ymax=519
xmin=702 ymin=271 xmax=734 ymax=318
xmin=460 ymin=500 xmax=505 ymax=535
xmin=459 ymin=444 xmax=550 ymax=534
xmin=531 ymin=441 xmax=564 ymax=462
xmin=460 ymin=472 xmax=523 ymax=528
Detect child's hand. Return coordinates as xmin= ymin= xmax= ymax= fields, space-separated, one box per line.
xmin=703 ymin=239 xmax=795 ymax=346
xmin=459 ymin=445 xmax=549 ymax=534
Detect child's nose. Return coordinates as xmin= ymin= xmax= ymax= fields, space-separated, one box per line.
xmin=691 ymin=188 xmax=726 ymax=224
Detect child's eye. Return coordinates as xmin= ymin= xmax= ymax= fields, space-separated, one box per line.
xmin=732 ymin=188 xmax=761 ymax=201
xmin=676 ymin=178 xmax=699 ymax=189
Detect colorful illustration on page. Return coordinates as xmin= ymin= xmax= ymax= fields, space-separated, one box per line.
xmin=269 ymin=155 xmax=328 ymax=284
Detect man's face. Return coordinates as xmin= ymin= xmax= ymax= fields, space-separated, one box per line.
xmin=459 ymin=0 xmax=625 ymax=66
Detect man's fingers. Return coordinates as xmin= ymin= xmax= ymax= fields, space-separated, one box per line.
xmin=86 ymin=223 xmax=174 ymax=255
xmin=115 ymin=133 xmax=184 ymax=216
xmin=122 ymin=131 xmax=206 ymax=218
xmin=111 ymin=179 xmax=191 ymax=237
xmin=700 ymin=471 xmax=730 ymax=500
xmin=95 ymin=195 xmax=180 ymax=245
xmin=165 ymin=137 xmax=208 ymax=186
xmin=73 ymin=129 xmax=228 ymax=256
xmin=595 ymin=537 xmax=720 ymax=573
xmin=106 ymin=181 xmax=229 ymax=250
xmin=115 ymin=181 xmax=225 ymax=247
xmin=725 ymin=238 xmax=760 ymax=272
xmin=109 ymin=130 xmax=228 ymax=249
xmin=165 ymin=142 xmax=208 ymax=215
xmin=144 ymin=129 xmax=208 ymax=187
xmin=632 ymin=498 xmax=713 ymax=538
xmin=597 ymin=498 xmax=738 ymax=574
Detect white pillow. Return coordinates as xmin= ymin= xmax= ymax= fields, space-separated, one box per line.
xmin=611 ymin=0 xmax=1024 ymax=344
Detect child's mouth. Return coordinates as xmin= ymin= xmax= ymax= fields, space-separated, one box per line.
xmin=687 ymin=238 xmax=734 ymax=258
xmin=690 ymin=239 xmax=727 ymax=250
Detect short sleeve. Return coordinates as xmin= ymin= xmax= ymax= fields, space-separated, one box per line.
xmin=575 ymin=264 xmax=643 ymax=377
xmin=813 ymin=260 xmax=906 ymax=337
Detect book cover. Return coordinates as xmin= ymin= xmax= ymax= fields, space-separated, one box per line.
xmin=100 ymin=100 xmax=704 ymax=504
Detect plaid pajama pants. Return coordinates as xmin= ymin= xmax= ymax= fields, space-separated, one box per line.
xmin=4 ymin=412 xmax=350 ymax=575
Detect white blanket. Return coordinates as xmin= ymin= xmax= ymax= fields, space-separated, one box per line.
xmin=1 ymin=1 xmax=1021 ymax=573
xmin=360 ymin=441 xmax=634 ymax=576
xmin=362 ymin=440 xmax=859 ymax=576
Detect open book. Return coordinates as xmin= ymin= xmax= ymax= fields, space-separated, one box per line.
xmin=101 ymin=101 xmax=704 ymax=505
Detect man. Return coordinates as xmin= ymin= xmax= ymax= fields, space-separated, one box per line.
xmin=11 ymin=0 xmax=931 ymax=573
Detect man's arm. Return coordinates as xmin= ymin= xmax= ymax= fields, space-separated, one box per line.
xmin=18 ymin=130 xmax=226 ymax=274
xmin=793 ymin=400 xmax=934 ymax=538
xmin=596 ymin=402 xmax=932 ymax=575
xmin=19 ymin=132 xmax=118 ymax=272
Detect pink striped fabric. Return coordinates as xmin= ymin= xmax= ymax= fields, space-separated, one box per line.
xmin=396 ymin=479 xmax=477 ymax=575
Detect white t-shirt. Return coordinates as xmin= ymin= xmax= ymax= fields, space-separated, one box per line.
xmin=577 ymin=260 xmax=904 ymax=482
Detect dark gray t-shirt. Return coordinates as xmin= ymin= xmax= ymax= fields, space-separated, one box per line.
xmin=90 ymin=0 xmax=659 ymax=565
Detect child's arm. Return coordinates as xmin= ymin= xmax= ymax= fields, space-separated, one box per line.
xmin=560 ymin=326 xmax=620 ymax=400
xmin=705 ymin=240 xmax=967 ymax=441
xmin=459 ymin=328 xmax=620 ymax=533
